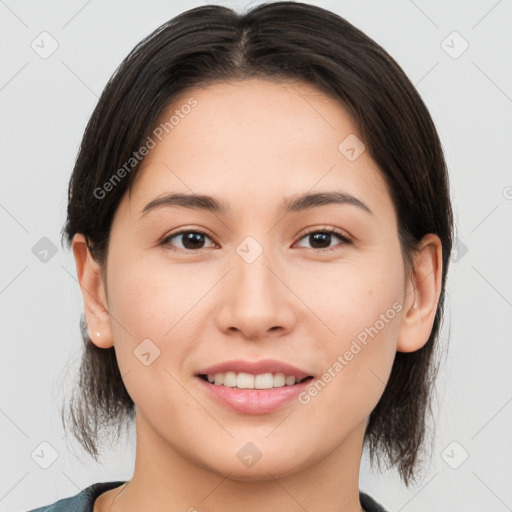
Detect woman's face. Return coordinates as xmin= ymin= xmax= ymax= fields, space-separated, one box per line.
xmin=89 ymin=78 xmax=419 ymax=479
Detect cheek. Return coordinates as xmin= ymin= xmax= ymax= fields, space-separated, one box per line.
xmin=105 ymin=257 xmax=203 ymax=427
xmin=108 ymin=251 xmax=203 ymax=336
xmin=311 ymin=251 xmax=404 ymax=345
xmin=105 ymin=253 xmax=190 ymax=372
xmin=299 ymin=256 xmax=404 ymax=422
xmin=298 ymin=303 xmax=401 ymax=442
xmin=106 ymin=251 xmax=225 ymax=388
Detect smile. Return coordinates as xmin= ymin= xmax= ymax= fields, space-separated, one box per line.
xmin=199 ymin=371 xmax=313 ymax=389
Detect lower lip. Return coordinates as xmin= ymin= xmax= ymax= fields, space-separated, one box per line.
xmin=196 ymin=376 xmax=313 ymax=414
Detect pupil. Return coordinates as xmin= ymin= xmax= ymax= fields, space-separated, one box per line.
xmin=183 ymin=232 xmax=204 ymax=249
xmin=310 ymin=232 xmax=330 ymax=249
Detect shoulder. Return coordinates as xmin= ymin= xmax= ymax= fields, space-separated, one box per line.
xmin=26 ymin=481 xmax=127 ymax=512
xmin=360 ymin=490 xmax=390 ymax=512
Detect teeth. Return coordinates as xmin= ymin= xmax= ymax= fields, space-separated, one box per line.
xmin=223 ymin=371 xmax=237 ymax=387
xmin=255 ymin=373 xmax=274 ymax=389
xmin=285 ymin=375 xmax=296 ymax=386
xmin=204 ymin=371 xmax=300 ymax=389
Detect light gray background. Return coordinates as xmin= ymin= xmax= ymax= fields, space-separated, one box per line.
xmin=1 ymin=0 xmax=511 ymax=510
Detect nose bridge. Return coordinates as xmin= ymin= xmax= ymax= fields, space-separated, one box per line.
xmin=216 ymin=233 xmax=295 ymax=338
xmin=233 ymin=234 xmax=281 ymax=309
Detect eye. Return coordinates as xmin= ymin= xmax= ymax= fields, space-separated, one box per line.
xmin=295 ymin=228 xmax=352 ymax=252
xmin=161 ymin=227 xmax=352 ymax=253
xmin=161 ymin=230 xmax=216 ymax=251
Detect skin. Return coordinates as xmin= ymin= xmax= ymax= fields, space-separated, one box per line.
xmin=73 ymin=78 xmax=443 ymax=512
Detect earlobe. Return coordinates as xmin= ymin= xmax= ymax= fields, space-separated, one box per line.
xmin=72 ymin=233 xmax=114 ymax=349
xmin=396 ymin=233 xmax=443 ymax=353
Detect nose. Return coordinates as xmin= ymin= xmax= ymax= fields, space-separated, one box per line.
xmin=215 ymin=245 xmax=297 ymax=341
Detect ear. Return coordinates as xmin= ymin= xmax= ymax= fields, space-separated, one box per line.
xmin=72 ymin=233 xmax=114 ymax=349
xmin=397 ymin=233 xmax=443 ymax=353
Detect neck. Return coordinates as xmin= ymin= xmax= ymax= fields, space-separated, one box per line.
xmin=110 ymin=413 xmax=367 ymax=512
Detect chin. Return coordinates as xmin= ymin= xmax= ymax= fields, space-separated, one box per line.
xmin=216 ymin=461 xmax=302 ymax=482
xmin=196 ymin=445 xmax=315 ymax=482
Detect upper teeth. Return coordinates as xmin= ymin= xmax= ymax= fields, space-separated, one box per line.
xmin=206 ymin=372 xmax=298 ymax=389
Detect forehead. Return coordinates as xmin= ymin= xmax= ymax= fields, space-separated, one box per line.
xmin=122 ymin=78 xmax=393 ymax=223
xmin=151 ymin=78 xmax=358 ymax=161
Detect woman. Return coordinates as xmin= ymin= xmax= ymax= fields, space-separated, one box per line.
xmin=29 ymin=2 xmax=453 ymax=511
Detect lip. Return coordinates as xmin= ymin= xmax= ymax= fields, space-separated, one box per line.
xmin=196 ymin=375 xmax=313 ymax=414
xmin=196 ymin=358 xmax=312 ymax=380
xmin=195 ymin=359 xmax=314 ymax=415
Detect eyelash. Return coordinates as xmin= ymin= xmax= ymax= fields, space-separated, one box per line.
xmin=161 ymin=227 xmax=352 ymax=253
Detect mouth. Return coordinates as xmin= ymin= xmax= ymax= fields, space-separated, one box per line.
xmin=195 ymin=359 xmax=314 ymax=415
xmin=197 ymin=372 xmax=314 ymax=389
xmin=194 ymin=359 xmax=315 ymax=414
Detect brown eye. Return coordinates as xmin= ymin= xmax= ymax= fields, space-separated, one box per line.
xmin=296 ymin=229 xmax=351 ymax=251
xmin=162 ymin=230 xmax=215 ymax=251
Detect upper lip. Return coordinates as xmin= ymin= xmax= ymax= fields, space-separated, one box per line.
xmin=196 ymin=359 xmax=313 ymax=380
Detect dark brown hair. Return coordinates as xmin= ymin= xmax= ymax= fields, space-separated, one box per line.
xmin=60 ymin=1 xmax=453 ymax=486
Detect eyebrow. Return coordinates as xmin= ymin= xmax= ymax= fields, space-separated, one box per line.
xmin=139 ymin=191 xmax=373 ymax=218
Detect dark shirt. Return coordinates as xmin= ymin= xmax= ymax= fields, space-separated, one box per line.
xmin=27 ymin=481 xmax=389 ymax=511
